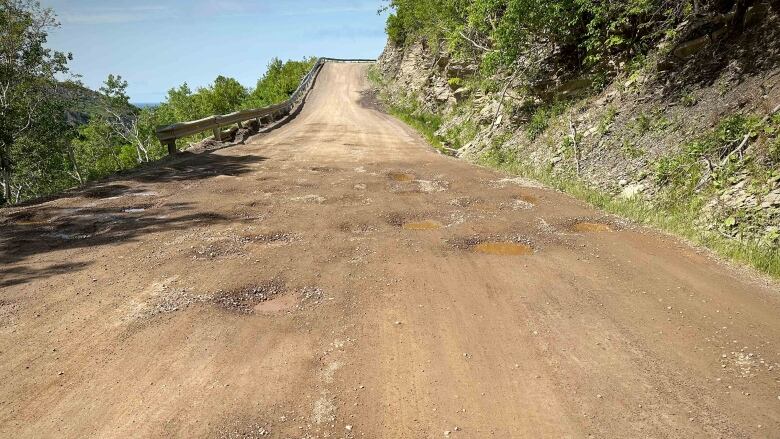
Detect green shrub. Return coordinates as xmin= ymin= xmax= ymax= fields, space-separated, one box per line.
xmin=384 ymin=0 xmax=694 ymax=80
xmin=526 ymin=100 xmax=569 ymax=141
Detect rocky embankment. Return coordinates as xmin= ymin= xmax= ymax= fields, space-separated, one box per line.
xmin=375 ymin=5 xmax=780 ymax=259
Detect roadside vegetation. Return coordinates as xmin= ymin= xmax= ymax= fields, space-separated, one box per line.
xmin=479 ymin=124 xmax=780 ymax=278
xmin=377 ymin=95 xmax=780 ymax=277
xmin=377 ymin=0 xmax=780 ymax=277
xmin=0 ymin=0 xmax=314 ymax=205
xmin=383 ymin=0 xmax=706 ymax=81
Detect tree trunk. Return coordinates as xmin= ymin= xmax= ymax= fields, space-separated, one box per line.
xmin=731 ymin=0 xmax=755 ymax=33
xmin=66 ymin=143 xmax=83 ymax=184
xmin=0 ymin=138 xmax=11 ymax=204
xmin=732 ymin=0 xmax=747 ymax=32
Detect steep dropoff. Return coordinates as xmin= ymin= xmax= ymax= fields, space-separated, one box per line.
xmin=374 ymin=4 xmax=780 ymax=274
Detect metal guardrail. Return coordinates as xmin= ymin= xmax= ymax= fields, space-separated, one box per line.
xmin=155 ymin=58 xmax=376 ymax=154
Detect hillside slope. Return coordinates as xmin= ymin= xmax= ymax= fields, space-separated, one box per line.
xmin=374 ymin=2 xmax=780 ymax=276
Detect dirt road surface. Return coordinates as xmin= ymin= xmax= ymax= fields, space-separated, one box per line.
xmin=2 ymin=63 xmax=780 ymax=438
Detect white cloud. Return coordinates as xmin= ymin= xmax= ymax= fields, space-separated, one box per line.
xmin=58 ymin=4 xmax=169 ymax=25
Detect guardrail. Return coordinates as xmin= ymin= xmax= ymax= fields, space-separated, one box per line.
xmin=155 ymin=58 xmax=375 ymax=154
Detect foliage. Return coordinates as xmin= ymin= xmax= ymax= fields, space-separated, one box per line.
xmin=388 ymin=99 xmax=444 ymax=151
xmin=383 ymin=0 xmax=697 ymax=78
xmin=478 ymin=149 xmax=780 ymax=278
xmin=597 ymin=105 xmax=618 ymax=135
xmin=243 ymin=57 xmax=316 ymax=109
xmin=654 ymin=114 xmax=764 ymax=190
xmin=0 ymin=0 xmax=71 ymax=203
xmin=0 ymin=0 xmax=316 ymax=208
xmin=526 ymin=100 xmax=569 ymax=140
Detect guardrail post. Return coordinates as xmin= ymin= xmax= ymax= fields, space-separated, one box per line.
xmin=213 ymin=127 xmax=222 ymax=142
xmin=165 ymin=140 xmax=177 ymax=155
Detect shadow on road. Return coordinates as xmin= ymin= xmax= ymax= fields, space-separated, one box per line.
xmin=128 ymin=151 xmax=267 ymax=184
xmin=0 ymin=262 xmax=93 ymax=288
xmin=0 ymin=151 xmax=268 ymax=287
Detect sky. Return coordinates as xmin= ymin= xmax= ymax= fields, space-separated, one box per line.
xmin=42 ymin=0 xmax=389 ymax=103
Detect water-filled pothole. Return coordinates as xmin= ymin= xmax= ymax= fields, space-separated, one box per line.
xmin=571 ymin=222 xmax=613 ymax=233
xmin=473 ymin=242 xmax=533 ymax=256
xmin=388 ymin=172 xmax=415 ymax=182
xmin=402 ymin=220 xmax=442 ymax=231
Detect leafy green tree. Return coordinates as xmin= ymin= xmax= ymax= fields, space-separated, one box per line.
xmin=0 ymin=0 xmax=71 ymax=203
xmin=382 ymin=0 xmax=696 ymax=76
xmin=0 ymin=8 xmax=317 ymax=205
xmin=7 ymin=96 xmax=76 ymax=202
xmin=242 ymin=57 xmax=317 ymax=109
xmin=201 ymin=75 xmax=248 ymax=115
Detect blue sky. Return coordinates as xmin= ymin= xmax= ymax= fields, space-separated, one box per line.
xmin=42 ymin=1 xmax=389 ymax=103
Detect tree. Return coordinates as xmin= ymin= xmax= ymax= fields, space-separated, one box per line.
xmin=0 ymin=0 xmax=71 ymax=204
xmin=243 ymin=57 xmax=316 ymax=109
xmin=205 ymin=75 xmax=247 ymax=115
xmin=99 ymin=74 xmax=153 ymax=163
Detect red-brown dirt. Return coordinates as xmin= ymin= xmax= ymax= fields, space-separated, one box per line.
xmin=1 ymin=63 xmax=779 ymax=438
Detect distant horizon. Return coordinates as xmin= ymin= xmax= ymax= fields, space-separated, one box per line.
xmin=43 ymin=1 xmax=388 ymax=102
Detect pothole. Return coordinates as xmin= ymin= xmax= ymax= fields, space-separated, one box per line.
xmin=384 ymin=212 xmax=407 ymax=227
xmin=290 ymin=194 xmax=325 ymax=204
xmin=402 ymin=220 xmax=442 ymax=231
xmin=326 ymin=193 xmax=371 ymax=206
xmin=192 ymin=239 xmax=245 ymax=259
xmin=310 ymin=166 xmax=341 ymax=173
xmin=513 ymin=194 xmax=538 ymax=204
xmin=450 ymin=236 xmax=535 ymax=256
xmin=450 ymin=197 xmax=483 ymax=208
xmin=213 ymin=280 xmax=286 ymax=313
xmin=338 ymin=222 xmax=375 ymax=234
xmin=244 ymin=232 xmax=294 ymax=244
xmin=473 ymin=242 xmax=534 ymax=256
xmin=416 ymin=180 xmax=449 ymax=193
xmin=388 ymin=172 xmax=415 ymax=182
xmin=213 ymin=420 xmax=271 ymax=439
xmin=386 ymin=211 xmax=437 ymax=228
xmin=570 ymin=222 xmax=613 ymax=233
xmin=254 ymin=294 xmax=298 ymax=313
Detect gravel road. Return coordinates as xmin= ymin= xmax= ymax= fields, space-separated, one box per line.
xmin=1 ymin=63 xmax=779 ymax=438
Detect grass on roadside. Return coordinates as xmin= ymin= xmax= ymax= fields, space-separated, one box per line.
xmin=388 ymin=105 xmax=444 ymax=151
xmin=480 ymin=148 xmax=780 ymax=279
xmin=367 ymin=65 xmax=446 ymax=153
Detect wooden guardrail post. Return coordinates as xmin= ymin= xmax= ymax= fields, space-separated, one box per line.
xmin=212 ymin=127 xmax=222 ymax=142
xmin=166 ymin=140 xmax=177 ymax=155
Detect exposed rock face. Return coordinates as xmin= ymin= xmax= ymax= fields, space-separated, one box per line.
xmin=375 ymin=10 xmax=780 ymax=249
xmin=378 ymin=41 xmax=466 ymax=113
